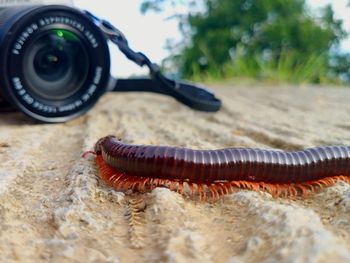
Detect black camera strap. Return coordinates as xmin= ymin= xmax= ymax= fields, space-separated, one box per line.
xmin=85 ymin=11 xmax=222 ymax=112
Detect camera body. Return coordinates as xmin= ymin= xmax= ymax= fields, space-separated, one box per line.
xmin=0 ymin=0 xmax=112 ymax=122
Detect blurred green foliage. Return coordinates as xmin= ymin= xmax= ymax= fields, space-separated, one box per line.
xmin=141 ymin=0 xmax=350 ymax=84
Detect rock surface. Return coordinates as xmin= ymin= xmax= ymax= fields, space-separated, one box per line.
xmin=0 ymin=84 xmax=350 ymax=263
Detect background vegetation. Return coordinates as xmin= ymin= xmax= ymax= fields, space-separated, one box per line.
xmin=141 ymin=0 xmax=350 ymax=84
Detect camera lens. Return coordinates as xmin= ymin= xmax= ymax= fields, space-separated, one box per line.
xmin=0 ymin=5 xmax=110 ymax=122
xmin=25 ymin=29 xmax=89 ymax=100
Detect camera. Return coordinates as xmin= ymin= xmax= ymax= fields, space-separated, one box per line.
xmin=0 ymin=0 xmax=221 ymax=123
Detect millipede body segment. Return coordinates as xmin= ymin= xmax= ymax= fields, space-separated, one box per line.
xmin=89 ymin=135 xmax=350 ymax=199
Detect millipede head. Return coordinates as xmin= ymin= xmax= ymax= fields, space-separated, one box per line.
xmin=94 ymin=135 xmax=120 ymax=154
xmin=82 ymin=151 xmax=97 ymax=158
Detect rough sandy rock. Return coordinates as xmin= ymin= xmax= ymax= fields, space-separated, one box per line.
xmin=0 ymin=84 xmax=350 ymax=263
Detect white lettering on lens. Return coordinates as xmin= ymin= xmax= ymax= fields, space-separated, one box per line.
xmin=12 ymin=23 xmax=38 ymax=55
xmin=12 ymin=77 xmax=57 ymax=113
xmin=32 ymin=101 xmax=57 ymax=113
xmin=84 ymin=30 xmax=98 ymax=48
xmin=38 ymin=16 xmax=85 ymax=32
xmin=23 ymin=94 xmax=34 ymax=105
xmin=81 ymin=67 xmax=102 ymax=102
xmin=12 ymin=16 xmax=100 ymax=55
xmin=94 ymin=67 xmax=102 ymax=84
xmin=58 ymin=99 xmax=83 ymax=112
xmin=12 ymin=77 xmax=23 ymax=90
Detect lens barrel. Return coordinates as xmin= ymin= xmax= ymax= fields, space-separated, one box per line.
xmin=0 ymin=5 xmax=110 ymax=122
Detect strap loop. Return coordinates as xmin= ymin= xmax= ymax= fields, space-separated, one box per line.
xmin=84 ymin=10 xmax=222 ymax=112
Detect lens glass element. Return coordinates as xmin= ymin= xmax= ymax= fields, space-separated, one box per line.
xmin=23 ymin=29 xmax=89 ymax=101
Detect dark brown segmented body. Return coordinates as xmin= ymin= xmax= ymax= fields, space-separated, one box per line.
xmin=95 ymin=136 xmax=350 ymax=184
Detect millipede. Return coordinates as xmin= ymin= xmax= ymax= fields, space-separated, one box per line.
xmin=84 ymin=135 xmax=350 ymax=200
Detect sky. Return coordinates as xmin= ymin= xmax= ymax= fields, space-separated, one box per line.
xmin=73 ymin=0 xmax=350 ymax=77
xmin=308 ymin=0 xmax=350 ymax=51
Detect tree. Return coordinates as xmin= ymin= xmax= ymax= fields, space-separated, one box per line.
xmin=142 ymin=0 xmax=347 ymax=83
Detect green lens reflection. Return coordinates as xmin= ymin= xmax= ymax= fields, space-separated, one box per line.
xmin=53 ymin=29 xmax=79 ymax=41
xmin=56 ymin=30 xmax=64 ymax=37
